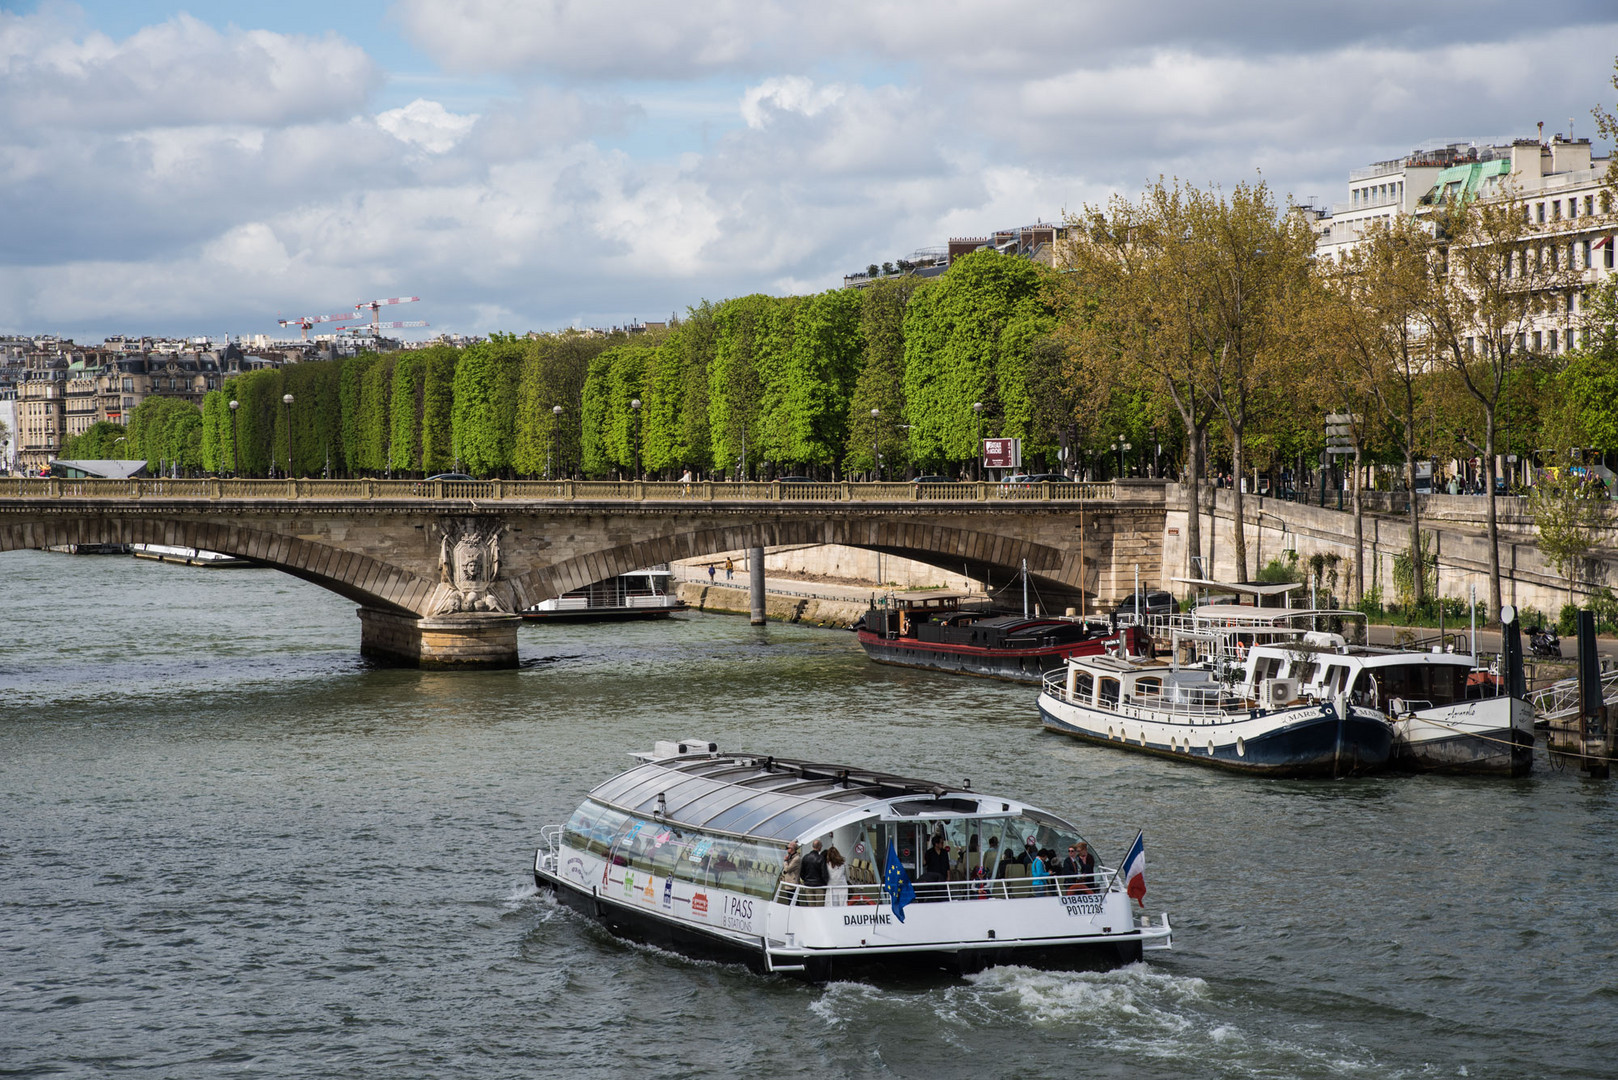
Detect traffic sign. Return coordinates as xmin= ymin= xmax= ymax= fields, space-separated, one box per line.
xmin=1325 ymin=413 xmax=1359 ymax=455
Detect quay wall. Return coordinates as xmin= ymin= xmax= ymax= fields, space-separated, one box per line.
xmin=674 ymin=582 xmax=868 ymax=627
xmin=1165 ymin=487 xmax=1618 ymax=617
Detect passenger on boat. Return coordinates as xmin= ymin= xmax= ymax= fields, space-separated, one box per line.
xmin=825 ymin=846 xmax=848 ymax=906
xmin=1030 ymin=845 xmax=1051 ymax=896
xmin=922 ymin=835 xmax=951 ymax=883
xmin=1063 ymin=842 xmax=1097 ymax=894
xmin=801 ymin=839 xmax=829 ymax=905
xmin=781 ymin=841 xmax=802 ymax=904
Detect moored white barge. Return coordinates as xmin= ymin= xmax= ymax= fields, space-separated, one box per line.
xmin=533 ymin=742 xmax=1171 ymax=979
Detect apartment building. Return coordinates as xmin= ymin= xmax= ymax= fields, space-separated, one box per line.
xmin=1317 ymin=133 xmax=1616 ymax=355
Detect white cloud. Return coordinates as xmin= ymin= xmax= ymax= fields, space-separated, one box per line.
xmin=740 ymin=77 xmax=844 ymax=129
xmin=377 ymin=99 xmax=480 ymax=153
xmin=0 ymin=8 xmax=377 ymax=132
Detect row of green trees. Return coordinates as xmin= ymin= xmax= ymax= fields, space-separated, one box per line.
xmin=163 ymin=249 xmax=1079 ymax=482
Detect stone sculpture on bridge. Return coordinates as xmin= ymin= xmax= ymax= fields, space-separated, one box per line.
xmin=432 ymin=517 xmax=512 ymax=615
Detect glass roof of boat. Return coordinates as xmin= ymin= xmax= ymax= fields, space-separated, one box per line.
xmin=587 ymin=754 xmax=974 ymax=842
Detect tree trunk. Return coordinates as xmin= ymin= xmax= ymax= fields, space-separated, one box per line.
xmin=1182 ymin=418 xmax=1204 ymax=580
xmin=1404 ymin=422 xmax=1424 ymax=608
xmin=1230 ymin=430 xmax=1248 ymax=582
xmin=1483 ymin=406 xmax=1503 ymax=619
xmin=1352 ymin=443 xmax=1364 ymax=605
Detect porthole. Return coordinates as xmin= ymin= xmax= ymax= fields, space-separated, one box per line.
xmin=1208 ymin=740 xmax=1216 ymax=755
xmin=1236 ymin=737 xmax=1246 ymax=757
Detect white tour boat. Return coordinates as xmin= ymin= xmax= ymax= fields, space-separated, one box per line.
xmin=533 ymin=741 xmax=1171 ymax=979
xmin=521 ymin=568 xmax=688 ymax=621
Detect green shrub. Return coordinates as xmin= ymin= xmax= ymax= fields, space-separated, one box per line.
xmin=1558 ymin=603 xmax=1580 ymax=637
xmin=1257 ymin=550 xmax=1301 ymax=584
xmin=1587 ymin=588 xmax=1618 ymax=635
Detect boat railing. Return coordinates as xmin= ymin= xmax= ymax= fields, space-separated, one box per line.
xmin=773 ymin=871 xmax=1116 ymax=907
xmin=1041 ymin=670 xmax=1241 ymax=717
xmin=538 ymin=824 xmax=563 ymax=860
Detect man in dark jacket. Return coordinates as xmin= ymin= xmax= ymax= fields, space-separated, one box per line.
xmin=1061 ymin=841 xmax=1096 ymax=892
xmin=800 ymin=838 xmax=829 ymax=904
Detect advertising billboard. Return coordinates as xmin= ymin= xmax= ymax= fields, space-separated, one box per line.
xmin=982 ymin=438 xmax=1021 ymax=469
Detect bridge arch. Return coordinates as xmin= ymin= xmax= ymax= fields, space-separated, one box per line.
xmin=506 ymin=516 xmax=1084 ymax=612
xmin=0 ymin=516 xmax=433 ymax=616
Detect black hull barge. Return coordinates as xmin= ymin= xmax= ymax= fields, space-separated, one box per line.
xmin=856 ymin=599 xmax=1150 ymax=684
xmin=533 ymin=742 xmax=1171 ymax=979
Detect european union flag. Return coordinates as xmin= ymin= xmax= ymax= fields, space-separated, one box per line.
xmin=883 ymin=840 xmax=916 ymax=923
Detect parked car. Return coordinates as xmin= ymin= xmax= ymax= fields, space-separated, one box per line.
xmin=775 ymin=475 xmax=815 ymax=484
xmin=912 ymin=475 xmax=958 ymax=484
xmin=1021 ymin=473 xmax=1074 ymax=484
xmin=1111 ymin=590 xmax=1176 ymax=617
xmin=425 ymin=472 xmax=474 ymax=482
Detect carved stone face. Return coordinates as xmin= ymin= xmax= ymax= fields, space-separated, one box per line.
xmin=452 ymin=538 xmax=488 ymax=592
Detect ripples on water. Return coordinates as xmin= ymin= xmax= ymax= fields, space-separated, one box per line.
xmin=2 ymin=548 xmax=1615 ymax=1078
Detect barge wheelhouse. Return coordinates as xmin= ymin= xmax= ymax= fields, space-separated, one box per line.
xmin=533 ymin=742 xmax=1171 ymax=979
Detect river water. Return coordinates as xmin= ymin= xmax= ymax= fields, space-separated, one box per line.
xmin=2 ymin=547 xmax=1614 ymax=1079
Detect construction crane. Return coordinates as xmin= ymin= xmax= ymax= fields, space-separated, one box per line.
xmin=343 ymin=320 xmax=430 ymax=336
xmin=277 ymin=311 xmax=357 ymax=341
xmin=354 ymin=296 xmax=422 ymax=332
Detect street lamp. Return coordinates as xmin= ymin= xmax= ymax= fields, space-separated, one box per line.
xmin=550 ymin=404 xmax=563 ymax=479
xmin=1112 ymin=435 xmax=1123 ymax=478
xmin=282 ymin=393 xmax=294 ymax=478
xmin=972 ymin=401 xmax=983 ymax=479
xmin=629 ymin=398 xmax=641 ymax=480
xmin=871 ymin=407 xmax=881 ymax=482
xmin=228 ymin=399 xmax=239 ymax=476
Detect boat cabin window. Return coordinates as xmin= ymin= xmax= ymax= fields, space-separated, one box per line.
xmin=1354 ymin=664 xmax=1469 ymax=708
xmin=562 ymin=800 xmax=631 ymax=858
xmin=1074 ymin=672 xmax=1094 ymax=702
xmin=1290 ymin=661 xmax=1319 ymax=685
xmin=872 ymin=814 xmax=1088 ymax=883
xmin=1133 ymin=676 xmax=1163 ymax=699
xmin=1098 ymin=677 xmax=1121 ymax=707
xmin=1323 ymin=665 xmax=1350 ymax=696
xmin=1255 ymin=657 xmax=1283 ymax=682
xmin=564 ymin=801 xmax=788 ymax=900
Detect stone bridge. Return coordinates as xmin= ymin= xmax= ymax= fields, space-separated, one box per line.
xmin=0 ymin=477 xmax=1169 ymax=668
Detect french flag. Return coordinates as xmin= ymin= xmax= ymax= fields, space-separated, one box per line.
xmin=1121 ymin=831 xmax=1147 ymax=907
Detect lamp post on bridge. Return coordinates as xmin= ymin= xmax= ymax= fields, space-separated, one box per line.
xmin=629 ymin=398 xmax=641 ymax=481
xmin=871 ymin=407 xmax=881 ymax=482
xmin=282 ymin=393 xmax=294 ymax=478
xmin=973 ymin=401 xmax=983 ymax=480
xmin=550 ymin=404 xmax=563 ymax=480
xmin=228 ymin=399 xmax=239 ymax=477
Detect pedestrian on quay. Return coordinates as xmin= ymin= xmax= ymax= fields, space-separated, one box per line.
xmin=707 ymin=563 xmax=716 ymax=583
xmin=724 ymin=556 xmax=734 ymax=581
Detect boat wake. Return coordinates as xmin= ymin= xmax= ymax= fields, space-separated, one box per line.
xmin=813 ymin=964 xmax=1408 ymax=1077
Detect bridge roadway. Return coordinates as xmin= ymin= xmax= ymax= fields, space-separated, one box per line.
xmin=0 ymin=477 xmax=1168 ymax=668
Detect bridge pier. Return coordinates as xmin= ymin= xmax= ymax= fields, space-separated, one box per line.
xmin=749 ymin=545 xmax=766 ymax=626
xmin=357 ymin=608 xmax=520 ymax=670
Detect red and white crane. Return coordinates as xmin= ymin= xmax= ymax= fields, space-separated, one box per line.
xmin=277 ymin=311 xmax=358 ymax=341
xmin=354 ymin=296 xmax=423 ymax=333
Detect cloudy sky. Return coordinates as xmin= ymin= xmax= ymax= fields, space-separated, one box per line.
xmin=3 ymin=1 xmax=1616 ymax=343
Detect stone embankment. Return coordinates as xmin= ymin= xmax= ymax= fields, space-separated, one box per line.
xmin=669 ymin=548 xmax=969 ymax=627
